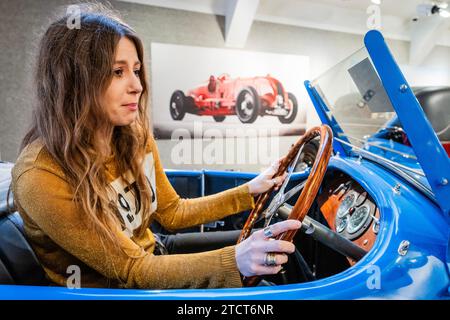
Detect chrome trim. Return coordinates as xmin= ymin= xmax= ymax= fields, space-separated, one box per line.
xmin=334 ymin=138 xmax=437 ymax=204
xmin=335 ymin=137 xmax=424 ymax=176
xmin=346 ymin=134 xmax=417 ymax=160
xmin=347 ymin=204 xmax=371 ymax=234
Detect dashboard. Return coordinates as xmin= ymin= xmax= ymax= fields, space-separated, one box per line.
xmin=317 ymin=172 xmax=379 ymax=265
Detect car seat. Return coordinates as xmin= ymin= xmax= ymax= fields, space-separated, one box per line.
xmin=0 ymin=162 xmax=48 ymax=285
xmin=414 ymin=87 xmax=450 ymax=142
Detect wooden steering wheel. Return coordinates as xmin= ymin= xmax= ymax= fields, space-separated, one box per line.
xmin=237 ymin=125 xmax=333 ymax=286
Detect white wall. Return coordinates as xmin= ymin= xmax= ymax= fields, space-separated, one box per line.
xmin=1 ymin=0 xmax=449 ymax=171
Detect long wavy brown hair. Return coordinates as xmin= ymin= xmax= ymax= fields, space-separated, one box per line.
xmin=19 ymin=3 xmax=153 ymax=257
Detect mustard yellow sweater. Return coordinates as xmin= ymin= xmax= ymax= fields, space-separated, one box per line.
xmin=11 ymin=137 xmax=255 ymax=289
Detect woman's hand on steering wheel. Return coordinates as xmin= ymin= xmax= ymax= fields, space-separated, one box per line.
xmin=247 ymin=158 xmax=288 ymax=196
xmin=235 ymin=219 xmax=301 ymax=277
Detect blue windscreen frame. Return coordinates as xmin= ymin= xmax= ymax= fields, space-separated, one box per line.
xmin=304 ymin=80 xmax=347 ymax=155
xmin=304 ymin=30 xmax=450 ymax=215
xmin=364 ymin=30 xmax=450 ymax=215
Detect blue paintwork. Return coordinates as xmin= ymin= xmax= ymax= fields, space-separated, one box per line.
xmin=1 ymin=157 xmax=448 ymax=300
xmin=306 ymin=31 xmax=450 ymax=215
xmin=304 ymin=80 xmax=348 ymax=155
xmin=1 ymin=30 xmax=449 ymax=299
xmin=364 ymin=137 xmax=419 ymax=167
xmin=364 ymin=30 xmax=450 ymax=214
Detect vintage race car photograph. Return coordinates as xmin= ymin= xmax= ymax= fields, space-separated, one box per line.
xmin=1 ymin=29 xmax=449 ymax=300
xmin=169 ymin=74 xmax=299 ymax=124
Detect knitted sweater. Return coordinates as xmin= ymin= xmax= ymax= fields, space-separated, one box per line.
xmin=11 ymin=137 xmax=255 ymax=289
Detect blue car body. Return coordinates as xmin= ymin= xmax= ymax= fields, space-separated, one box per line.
xmin=0 ymin=30 xmax=449 ymax=300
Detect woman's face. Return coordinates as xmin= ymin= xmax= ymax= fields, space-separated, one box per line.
xmin=102 ymin=37 xmax=143 ymax=126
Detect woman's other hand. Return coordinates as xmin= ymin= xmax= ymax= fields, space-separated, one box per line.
xmin=235 ymin=220 xmax=301 ymax=277
xmin=247 ymin=157 xmax=287 ymax=196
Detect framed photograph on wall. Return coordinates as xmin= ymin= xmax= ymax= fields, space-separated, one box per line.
xmin=151 ymin=43 xmax=310 ymax=139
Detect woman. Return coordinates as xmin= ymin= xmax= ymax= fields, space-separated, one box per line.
xmin=11 ymin=4 xmax=300 ymax=289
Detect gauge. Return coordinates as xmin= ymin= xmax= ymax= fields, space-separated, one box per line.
xmin=335 ymin=216 xmax=348 ymax=233
xmin=355 ymin=191 xmax=367 ymax=207
xmin=337 ymin=193 xmax=355 ymax=218
xmin=347 ymin=205 xmax=371 ymax=234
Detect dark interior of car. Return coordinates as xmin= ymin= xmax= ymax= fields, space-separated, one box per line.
xmin=414 ymin=87 xmax=450 ymax=142
xmin=0 ymin=163 xmax=48 ymax=285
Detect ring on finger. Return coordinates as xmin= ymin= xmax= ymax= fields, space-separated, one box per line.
xmin=264 ymin=252 xmax=277 ymax=266
xmin=263 ymin=226 xmax=274 ymax=239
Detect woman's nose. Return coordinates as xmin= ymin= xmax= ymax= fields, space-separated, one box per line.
xmin=129 ymin=74 xmax=143 ymax=94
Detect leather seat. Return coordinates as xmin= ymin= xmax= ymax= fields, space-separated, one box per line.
xmin=0 ymin=161 xmax=48 ymax=285
xmin=414 ymin=87 xmax=450 ymax=141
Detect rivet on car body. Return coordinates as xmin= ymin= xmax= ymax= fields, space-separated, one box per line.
xmin=399 ymin=84 xmax=408 ymax=92
xmin=393 ymin=183 xmax=401 ymax=194
xmin=398 ymin=240 xmax=410 ymax=256
xmin=440 ymin=178 xmax=448 ymax=186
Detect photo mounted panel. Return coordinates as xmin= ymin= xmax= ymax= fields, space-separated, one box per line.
xmin=151 ymin=43 xmax=311 ymax=139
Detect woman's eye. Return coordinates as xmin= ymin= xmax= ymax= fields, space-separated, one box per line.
xmin=114 ymin=69 xmax=123 ymax=76
xmin=134 ymin=69 xmax=141 ymax=76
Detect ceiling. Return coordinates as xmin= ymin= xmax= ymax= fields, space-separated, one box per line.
xmin=118 ymin=0 xmax=450 ymax=51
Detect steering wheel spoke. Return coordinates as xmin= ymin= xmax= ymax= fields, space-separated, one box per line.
xmin=279 ymin=144 xmax=304 ymax=194
xmin=263 ymin=179 xmax=308 ymax=227
xmin=282 ymin=179 xmax=307 ymax=204
xmin=262 ymin=145 xmax=309 ymax=224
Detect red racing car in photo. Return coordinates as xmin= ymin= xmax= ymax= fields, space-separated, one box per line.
xmin=169 ymin=74 xmax=298 ymax=124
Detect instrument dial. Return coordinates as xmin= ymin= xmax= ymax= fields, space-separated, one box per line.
xmin=336 ymin=216 xmax=348 ymax=233
xmin=347 ymin=205 xmax=370 ymax=234
xmin=355 ymin=191 xmax=367 ymax=207
xmin=337 ymin=193 xmax=355 ymax=218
